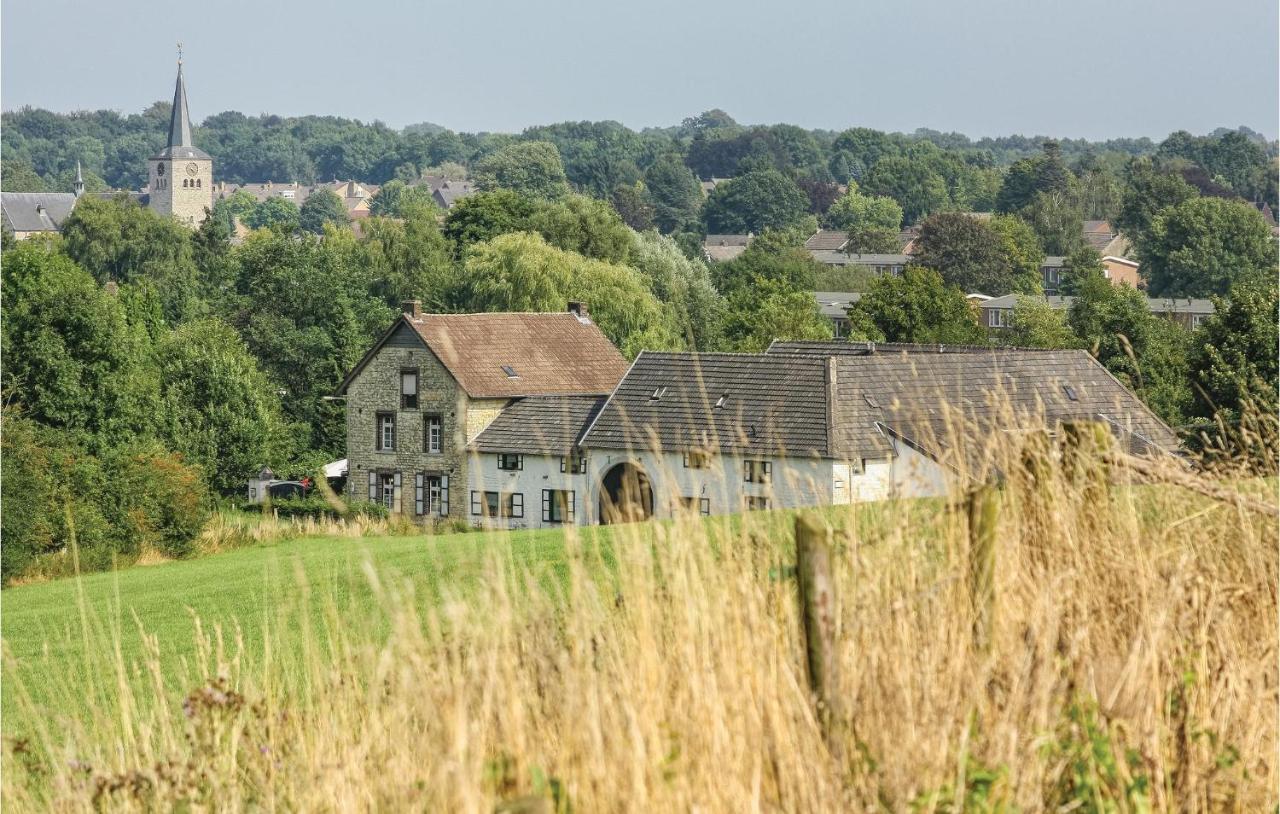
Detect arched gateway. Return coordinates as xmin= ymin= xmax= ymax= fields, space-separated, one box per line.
xmin=598 ymin=462 xmax=654 ymax=524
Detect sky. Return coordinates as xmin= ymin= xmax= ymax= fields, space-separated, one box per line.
xmin=2 ymin=0 xmax=1277 ymax=141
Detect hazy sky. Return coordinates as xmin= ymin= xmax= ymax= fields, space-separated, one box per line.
xmin=3 ymin=0 xmax=1276 ymax=140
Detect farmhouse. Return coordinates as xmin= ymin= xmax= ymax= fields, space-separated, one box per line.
xmin=334 ymin=301 xmax=629 ymax=520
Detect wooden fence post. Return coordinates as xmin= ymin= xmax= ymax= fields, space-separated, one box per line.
xmin=967 ymin=483 xmax=999 ymax=652
xmin=795 ymin=512 xmax=842 ymax=759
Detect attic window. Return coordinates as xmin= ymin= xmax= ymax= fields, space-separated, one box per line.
xmin=1063 ymin=384 xmax=1079 ymax=402
xmin=714 ymin=393 xmax=728 ymax=409
xmin=502 ymin=365 xmax=519 ymax=379
xmin=864 ymin=394 xmax=880 ymax=408
xmin=649 ymin=386 xmax=668 ymax=402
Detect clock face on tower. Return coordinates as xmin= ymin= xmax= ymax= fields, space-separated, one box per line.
xmin=185 ymin=163 xmax=199 ymax=176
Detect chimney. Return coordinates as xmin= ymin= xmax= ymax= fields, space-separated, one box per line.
xmin=402 ymin=300 xmax=422 ymax=318
xmin=568 ymin=301 xmax=589 ymax=320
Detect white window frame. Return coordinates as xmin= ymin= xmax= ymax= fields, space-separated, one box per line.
xmin=425 ymin=415 xmax=442 ymax=453
xmin=377 ymin=413 xmax=396 ymax=451
xmin=744 ymin=459 xmax=772 ymax=484
xmin=542 ymin=489 xmax=575 ymax=523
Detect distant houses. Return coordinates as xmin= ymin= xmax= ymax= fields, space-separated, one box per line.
xmin=978 ymin=294 xmax=1215 ymax=331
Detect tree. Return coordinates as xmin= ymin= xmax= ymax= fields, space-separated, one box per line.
xmin=913 ymin=212 xmax=1040 ymax=295
xmin=1 ymin=240 xmax=161 ymax=445
xmin=629 ymin=231 xmax=726 ymax=350
xmin=299 ymin=189 xmax=349 ymax=234
xmin=1113 ymin=159 xmax=1198 ymax=240
xmin=358 ymin=203 xmax=459 ymax=311
xmin=157 ymin=318 xmax=288 ymax=492
xmin=988 ymin=214 xmax=1045 ymax=284
xmin=441 ymin=189 xmax=539 ymax=250
xmin=845 ymin=267 xmax=986 ymax=345
xmin=210 ymin=189 xmax=257 ymax=233
xmin=462 ymin=232 xmax=679 ymax=357
xmin=1057 ymin=247 xmax=1104 ymax=296
xmin=824 ymin=184 xmax=903 ymax=233
xmin=1067 ymin=272 xmax=1191 ymax=422
xmin=1187 ymin=282 xmax=1279 ymax=422
xmin=995 ymin=141 xmax=1072 ymax=213
xmin=611 ymin=182 xmax=655 ymax=231
xmin=1138 ymin=197 xmax=1275 ymax=297
xmin=714 ymin=234 xmax=834 ymax=350
xmin=1020 ymin=190 xmax=1086 ymax=255
xmin=59 ymin=195 xmax=204 ymax=324
xmin=860 ymin=156 xmax=949 ymax=224
xmin=643 ymin=154 xmax=703 ymax=234
xmin=701 ymin=169 xmax=810 ymax=234
xmin=1 ymin=158 xmax=47 ymax=191
xmin=473 ymin=141 xmax=570 ymax=200
xmin=529 ymin=193 xmax=633 ymax=263
xmin=1002 ymin=296 xmax=1078 ymax=348
xmin=245 ymin=196 xmax=301 ymax=233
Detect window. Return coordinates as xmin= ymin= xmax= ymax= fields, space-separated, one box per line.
xmin=379 ymin=473 xmax=397 ymax=510
xmin=542 ymin=489 xmax=575 ymax=523
xmin=376 ymin=413 xmax=396 ymax=451
xmin=1062 ymin=384 xmax=1079 ymax=402
xmin=497 ymin=453 xmax=523 ymax=471
xmin=683 ymin=450 xmax=710 ymax=469
xmin=745 ymin=496 xmax=770 ymax=512
xmin=987 ymin=309 xmax=1009 ymax=328
xmin=401 ymin=370 xmax=418 ymax=409
xmin=472 ymin=491 xmax=522 ymax=518
xmin=744 ymin=459 xmax=772 ymax=484
xmin=678 ymin=496 xmax=711 ymax=516
xmin=415 ymin=473 xmax=448 ymax=516
xmin=424 ymin=415 xmax=442 ymax=453
xmin=560 ymin=453 xmax=587 ymax=474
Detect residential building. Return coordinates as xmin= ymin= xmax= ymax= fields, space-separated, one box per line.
xmin=335 ymin=301 xmax=629 ymax=522
xmin=804 ymin=230 xmax=850 ymax=251
xmin=438 ymin=341 xmax=1177 ymax=527
xmin=978 ymin=294 xmax=1215 ymax=331
xmin=809 ymin=252 xmax=910 ymax=275
xmin=431 ymin=179 xmax=476 ymax=209
xmin=1 ymin=191 xmax=79 ymax=239
xmin=1100 ymin=256 xmax=1141 ymax=288
xmin=1041 ymin=256 xmax=1066 ymax=295
xmin=1083 ymin=220 xmax=1117 ymax=252
xmin=702 ymin=234 xmax=752 ymax=262
xmin=813 ymin=291 xmax=863 ymax=338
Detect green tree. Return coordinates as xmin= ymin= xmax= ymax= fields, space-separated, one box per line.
xmin=701 ymin=169 xmax=810 ymax=234
xmin=530 ymin=194 xmax=633 ymax=263
xmin=210 ymin=189 xmax=257 ymax=233
xmin=244 ymin=196 xmax=301 ymax=233
xmin=629 ymin=231 xmax=726 ymax=351
xmin=442 ymin=189 xmax=539 ymax=250
xmin=913 ymin=212 xmax=1040 ymax=295
xmin=995 ymin=141 xmax=1072 ymax=213
xmin=845 ymin=267 xmax=986 ymax=345
xmin=1067 ymin=272 xmax=1191 ymax=422
xmin=643 ymin=154 xmax=703 ymax=234
xmin=462 ymin=232 xmax=679 ymax=357
xmin=299 ymin=189 xmax=349 ymax=234
xmin=1139 ymin=197 xmax=1275 ymax=297
xmin=1 ymin=158 xmax=47 ymax=191
xmin=714 ymin=233 xmax=834 ymax=350
xmin=1187 ymin=282 xmax=1279 ymax=421
xmin=1019 ymin=189 xmax=1085 ymax=255
xmin=358 ymin=203 xmax=460 ymax=310
xmin=1 ymin=240 xmax=161 ymax=445
xmin=824 ymin=184 xmax=903 ymax=233
xmin=157 ymin=318 xmax=290 ymax=493
xmin=861 ymin=156 xmax=949 ymax=224
xmin=989 ymin=214 xmax=1046 ymax=286
xmin=1113 ymin=159 xmax=1199 ymax=240
xmin=1002 ymin=296 xmax=1078 ymax=348
xmin=60 ymin=195 xmax=204 ymax=323
xmin=1057 ymin=247 xmax=1104 ymax=296
xmin=473 ymin=141 xmax=570 ymax=200
xmin=611 ymin=182 xmax=655 ymax=231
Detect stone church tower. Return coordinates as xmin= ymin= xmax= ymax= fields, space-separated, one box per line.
xmin=148 ymin=60 xmax=212 ymax=226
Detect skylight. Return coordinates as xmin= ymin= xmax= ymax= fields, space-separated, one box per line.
xmin=714 ymin=393 xmax=728 ymax=409
xmin=1063 ymin=384 xmax=1078 ymax=402
xmin=502 ymin=365 xmax=518 ymax=378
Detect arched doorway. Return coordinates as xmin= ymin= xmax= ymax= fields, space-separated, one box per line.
xmin=599 ymin=462 xmax=654 ymax=524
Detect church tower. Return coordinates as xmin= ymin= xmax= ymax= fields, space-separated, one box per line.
xmin=148 ymin=54 xmax=212 ymax=226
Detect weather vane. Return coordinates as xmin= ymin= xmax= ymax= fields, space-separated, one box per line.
xmin=177 ymin=42 xmax=183 ymax=65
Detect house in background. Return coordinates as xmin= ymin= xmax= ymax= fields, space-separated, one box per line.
xmin=804 ymin=230 xmax=850 ymax=251
xmin=810 ymin=252 xmax=910 ymax=275
xmin=979 ymin=294 xmax=1215 ymax=331
xmin=1040 ymin=256 xmax=1066 ymax=295
xmin=813 ymin=292 xmax=862 ymax=338
xmin=430 ymin=178 xmax=476 ymax=209
xmin=1101 ymin=256 xmax=1141 ymax=288
xmin=1 ymin=191 xmax=79 ymax=239
xmin=702 ymin=233 xmax=753 ymax=262
xmin=335 ymin=301 xmax=628 ymax=521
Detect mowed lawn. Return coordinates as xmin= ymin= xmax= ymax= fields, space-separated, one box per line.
xmin=1 ymin=523 xmax=634 ymax=734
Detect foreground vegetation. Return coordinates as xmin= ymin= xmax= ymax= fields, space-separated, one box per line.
xmin=3 ymin=453 xmax=1275 ymax=811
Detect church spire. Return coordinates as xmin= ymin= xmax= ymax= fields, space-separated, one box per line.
xmin=166 ymin=47 xmax=193 ymax=149
xmin=73 ymin=160 xmax=85 ymax=198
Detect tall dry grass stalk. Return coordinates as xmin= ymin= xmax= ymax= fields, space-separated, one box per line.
xmin=3 ymin=428 xmax=1277 ymax=812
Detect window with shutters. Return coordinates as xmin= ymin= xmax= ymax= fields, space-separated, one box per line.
xmin=472 ymin=491 xmax=521 ymax=517
xmin=683 ymin=450 xmax=710 ymax=469
xmin=424 ymin=415 xmax=442 ymax=453
xmin=376 ymin=413 xmax=395 ymax=451
xmin=744 ymin=459 xmax=771 ymax=484
xmin=542 ymin=489 xmax=575 ymax=523
xmin=416 ymin=474 xmax=445 ymax=515
xmin=497 ymin=453 xmax=523 ymax=471
xmin=560 ymin=454 xmax=586 ymax=474
xmin=379 ymin=474 xmax=396 ymax=510
xmin=677 ymin=496 xmax=711 ymax=516
xmin=400 ymin=370 xmax=418 ymax=409
xmin=745 ymin=496 xmax=770 ymax=511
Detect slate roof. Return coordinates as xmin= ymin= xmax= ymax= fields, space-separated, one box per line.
xmin=471 ymin=396 xmax=606 ymax=455
xmin=804 ymin=230 xmax=849 ymax=251
xmin=433 ymin=181 xmax=475 ymax=209
xmin=767 ymin=341 xmax=1180 ymax=464
xmin=813 ymin=291 xmax=862 ymax=318
xmin=337 ymin=310 xmax=629 ymax=399
xmin=703 ymin=234 xmax=752 ymax=247
xmin=580 ymin=352 xmax=837 ymax=458
xmin=0 ymin=192 xmax=78 ymax=233
xmin=154 ymin=63 xmax=212 ymax=161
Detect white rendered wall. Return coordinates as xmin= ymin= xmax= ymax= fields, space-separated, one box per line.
xmin=465 ymin=451 xmax=592 ymax=530
xmin=887 ymin=440 xmax=951 ymax=499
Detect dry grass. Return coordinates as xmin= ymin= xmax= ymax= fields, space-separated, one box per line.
xmin=194 ymin=507 xmax=424 ymax=555
xmin=3 ymin=433 xmax=1276 ymax=812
